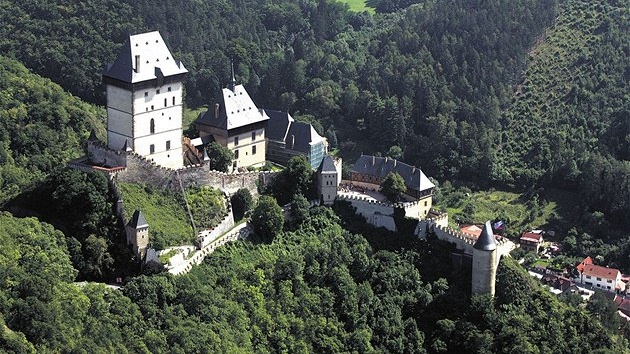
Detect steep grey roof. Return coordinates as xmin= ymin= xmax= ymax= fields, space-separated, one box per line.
xmin=351 ymin=155 xmax=435 ymax=193
xmin=318 ymin=155 xmax=337 ymax=174
xmin=286 ymin=122 xmax=326 ymax=154
xmin=88 ymin=130 xmax=99 ymax=142
xmin=473 ymin=221 xmax=497 ymax=251
xmin=127 ymin=210 xmax=148 ymax=229
xmin=104 ymin=31 xmax=187 ymax=83
xmin=264 ymin=109 xmax=293 ymax=142
xmin=195 ymin=84 xmax=268 ymax=131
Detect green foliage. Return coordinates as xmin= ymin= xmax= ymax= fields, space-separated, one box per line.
xmin=267 ymin=156 xmax=315 ymax=205
xmin=0 ymin=56 xmax=104 ymax=203
xmin=117 ymin=182 xmax=193 ymax=249
xmin=380 ymin=172 xmax=406 ymax=202
xmin=251 ymin=196 xmax=284 ymax=243
xmin=185 ymin=186 xmax=226 ymax=230
xmin=230 ymin=188 xmax=253 ymax=221
xmin=205 ymin=142 xmax=234 ymax=173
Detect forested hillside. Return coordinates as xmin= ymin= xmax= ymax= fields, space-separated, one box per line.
xmin=0 ymin=56 xmax=104 ymax=203
xmin=2 ymin=0 xmax=630 ymax=352
xmin=0 ymin=0 xmax=555 ymax=184
xmin=0 ymin=208 xmax=621 ymax=353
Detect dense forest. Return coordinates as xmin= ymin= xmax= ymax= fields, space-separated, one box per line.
xmin=0 ymin=206 xmax=623 ymax=352
xmin=1 ymin=0 xmax=630 ymax=352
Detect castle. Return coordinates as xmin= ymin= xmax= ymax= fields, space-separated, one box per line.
xmin=72 ymin=31 xmax=511 ymax=295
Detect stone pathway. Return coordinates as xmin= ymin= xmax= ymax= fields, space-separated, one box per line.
xmin=166 ymin=223 xmax=252 ymax=275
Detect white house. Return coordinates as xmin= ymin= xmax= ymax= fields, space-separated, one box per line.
xmin=103 ymin=31 xmax=188 ymax=169
xmin=575 ymin=256 xmax=625 ymax=292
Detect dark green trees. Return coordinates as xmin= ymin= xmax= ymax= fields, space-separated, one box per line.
xmin=230 ymin=188 xmax=253 ymax=221
xmin=380 ymin=172 xmax=407 ymax=202
xmin=205 ymin=142 xmax=234 ymax=173
xmin=251 ymin=195 xmax=284 ymax=243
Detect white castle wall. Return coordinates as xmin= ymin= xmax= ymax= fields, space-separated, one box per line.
xmin=196 ymin=194 xmax=235 ymax=248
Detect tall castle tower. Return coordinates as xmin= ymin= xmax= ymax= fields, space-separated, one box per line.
xmin=471 ymin=221 xmax=498 ymax=296
xmin=126 ymin=210 xmax=149 ymax=259
xmin=103 ymin=31 xmax=188 ymax=169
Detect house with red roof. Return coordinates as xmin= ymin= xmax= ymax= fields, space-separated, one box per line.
xmin=519 ymin=231 xmax=543 ymax=253
xmin=573 ymin=256 xmax=625 ymax=293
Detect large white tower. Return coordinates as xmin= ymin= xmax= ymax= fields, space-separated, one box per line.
xmin=103 ymin=31 xmax=187 ymax=169
xmin=471 ymin=221 xmax=498 ymax=296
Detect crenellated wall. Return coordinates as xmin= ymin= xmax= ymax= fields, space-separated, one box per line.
xmin=196 ymin=193 xmax=235 ymax=248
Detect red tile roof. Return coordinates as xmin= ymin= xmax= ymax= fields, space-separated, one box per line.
xmin=520 ymin=232 xmax=542 ymax=243
xmin=576 ymin=256 xmax=593 ymax=273
xmin=582 ymin=264 xmax=620 ymax=280
xmin=460 ymin=224 xmax=482 ymax=238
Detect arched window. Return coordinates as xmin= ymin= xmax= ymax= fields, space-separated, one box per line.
xmin=150 ymin=119 xmax=155 ymax=134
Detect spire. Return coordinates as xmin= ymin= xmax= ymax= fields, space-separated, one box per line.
xmin=474 ymin=221 xmax=497 ymax=251
xmin=88 ymin=129 xmax=98 ymax=142
xmin=122 ymin=139 xmax=133 ymax=152
xmin=228 ymin=60 xmax=236 ymax=91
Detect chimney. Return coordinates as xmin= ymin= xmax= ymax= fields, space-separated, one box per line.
xmin=385 ymin=157 xmax=388 ymax=164
xmin=215 ymin=103 xmax=220 ymax=119
xmin=372 ymin=155 xmax=375 ymax=165
xmin=135 ymin=55 xmax=140 ymax=73
xmin=412 ymin=167 xmax=416 ymax=174
xmin=291 ymin=135 xmax=295 ymax=149
xmin=394 ymin=159 xmax=397 ymax=167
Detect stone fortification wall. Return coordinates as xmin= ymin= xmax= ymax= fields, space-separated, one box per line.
xmin=416 ymin=217 xmax=515 ymax=257
xmin=196 ymin=193 xmax=235 ymax=248
xmin=177 ymin=165 xmax=276 ymax=196
xmin=87 ymin=140 xmax=128 ymax=167
xmin=109 ymin=149 xmax=276 ymax=196
xmin=338 ymin=194 xmax=395 ymax=220
xmin=370 ymin=212 xmax=397 ymax=231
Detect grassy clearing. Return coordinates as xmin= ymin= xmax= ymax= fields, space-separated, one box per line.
xmin=118 ymin=182 xmax=194 ymax=249
xmin=183 ymin=106 xmax=207 ymax=137
xmin=336 ymin=0 xmax=374 ymax=13
xmin=438 ymin=187 xmax=579 ymax=238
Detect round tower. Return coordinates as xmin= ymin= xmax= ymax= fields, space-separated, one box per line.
xmin=471 ymin=221 xmax=498 ymax=296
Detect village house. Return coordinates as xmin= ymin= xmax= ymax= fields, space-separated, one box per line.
xmin=520 ymin=231 xmax=544 ymax=253
xmin=574 ymin=256 xmax=625 ymax=293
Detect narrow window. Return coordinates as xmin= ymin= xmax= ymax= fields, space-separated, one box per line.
xmin=172 ymin=96 xmax=176 ymax=105
xmin=144 ymin=91 xmax=148 ymax=97
xmin=168 ymin=87 xmax=172 ymax=92
xmin=156 ymin=89 xmax=160 ymax=94
xmin=150 ymin=119 xmax=155 ymax=134
xmin=234 ymin=149 xmax=239 ymax=159
xmin=252 ymin=145 xmax=256 ymax=155
xmin=252 ymin=132 xmax=256 ymax=141
xmin=166 ymin=140 xmax=171 ymax=150
xmin=151 ymin=105 xmax=154 ymax=110
xmin=234 ymin=136 xmax=239 ymax=146
xmin=150 ymin=144 xmax=155 ymax=154
xmin=164 ymin=98 xmax=167 ymax=107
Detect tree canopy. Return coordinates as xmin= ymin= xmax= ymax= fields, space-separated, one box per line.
xmin=380 ymin=171 xmax=407 ymax=202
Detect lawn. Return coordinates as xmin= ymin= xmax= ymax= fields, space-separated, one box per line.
xmin=438 ymin=187 xmax=579 ymax=238
xmin=117 ymin=182 xmax=194 ymax=249
xmin=336 ymin=0 xmax=374 ymax=13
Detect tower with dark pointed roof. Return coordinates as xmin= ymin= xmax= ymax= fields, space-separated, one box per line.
xmin=317 ymin=155 xmax=341 ymax=205
xmin=103 ymin=31 xmax=187 ymax=169
xmin=471 ymin=221 xmax=498 ymax=295
xmin=125 ymin=210 xmax=149 ymax=259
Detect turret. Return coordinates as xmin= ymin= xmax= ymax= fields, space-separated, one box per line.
xmin=471 ymin=220 xmax=498 ymax=296
xmin=125 ymin=210 xmax=149 ymax=260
